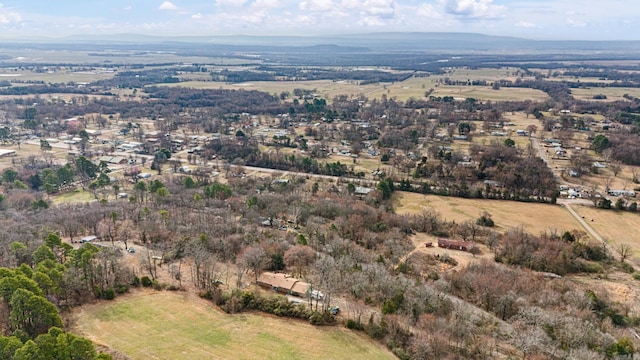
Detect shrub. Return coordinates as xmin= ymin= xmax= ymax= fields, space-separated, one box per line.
xmin=152 ymin=281 xmax=165 ymax=290
xmin=131 ymin=276 xmax=141 ymax=287
xmin=140 ymin=276 xmax=153 ymax=287
xmin=115 ymin=284 xmax=129 ymax=294
xmin=621 ymin=261 xmax=635 ymax=274
xmin=476 ymin=212 xmax=495 ymax=227
xmin=364 ymin=315 xmax=387 ymax=340
xmin=103 ymin=289 xmax=115 ymax=300
xmin=346 ymin=319 xmax=364 ymax=331
xmin=309 ymin=311 xmax=336 ymax=326
xmin=578 ymin=260 xmax=604 ymax=274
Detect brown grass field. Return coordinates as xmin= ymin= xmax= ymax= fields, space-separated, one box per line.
xmin=432 ymin=67 xmax=532 ymax=82
xmin=571 ymin=205 xmax=640 ymax=262
xmin=160 ymin=75 xmax=549 ymax=102
xmin=393 ymin=191 xmax=585 ymax=237
xmin=74 ymin=290 xmax=395 ymax=360
xmin=160 ymin=79 xmax=384 ymax=100
xmin=570 ymin=87 xmax=640 ymax=102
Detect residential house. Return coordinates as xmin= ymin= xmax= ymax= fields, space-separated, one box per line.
xmin=437 ymin=238 xmax=476 ymax=252
xmin=257 ymin=272 xmax=310 ymax=297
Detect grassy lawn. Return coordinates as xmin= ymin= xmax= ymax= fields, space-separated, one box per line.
xmin=74 ymin=290 xmax=396 ymax=360
xmin=52 ymin=189 xmax=95 ymax=205
xmin=393 ymin=191 xmax=584 ymax=237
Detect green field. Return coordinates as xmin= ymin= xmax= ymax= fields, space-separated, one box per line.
xmin=75 ymin=291 xmax=396 ymax=360
xmin=52 ymin=189 xmax=95 ymax=205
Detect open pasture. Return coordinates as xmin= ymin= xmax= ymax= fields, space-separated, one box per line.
xmin=393 ymin=191 xmax=584 ymax=237
xmin=160 ymin=79 xmax=384 ymax=100
xmin=570 ymin=87 xmax=640 ymax=101
xmin=161 ymin=74 xmax=549 ymax=102
xmin=427 ymin=85 xmax=550 ymax=102
xmin=572 ymin=205 xmax=640 ymax=262
xmin=432 ymin=67 xmax=531 ymax=82
xmin=75 ymin=290 xmax=395 ymax=360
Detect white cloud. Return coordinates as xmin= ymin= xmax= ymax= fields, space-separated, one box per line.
xmin=443 ymin=0 xmax=505 ymax=19
xmin=299 ymin=0 xmax=335 ymax=12
xmin=237 ymin=9 xmax=270 ymax=24
xmin=158 ymin=1 xmax=178 ymax=11
xmin=417 ymin=4 xmax=442 ymax=19
xmin=357 ymin=16 xmax=386 ymax=27
xmin=192 ymin=13 xmax=203 ymax=19
xmin=567 ymin=18 xmax=587 ymax=27
xmin=250 ymin=0 xmax=281 ymax=10
xmin=0 ymin=3 xmax=21 ymax=24
xmin=515 ymin=20 xmax=536 ymax=28
xmin=123 ymin=5 xmax=132 ymax=11
xmin=215 ymin=0 xmax=247 ymax=6
xmin=363 ymin=0 xmax=395 ymax=17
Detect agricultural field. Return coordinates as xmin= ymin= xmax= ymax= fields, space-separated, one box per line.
xmin=572 ymin=205 xmax=640 ymax=263
xmin=75 ymin=290 xmax=395 ymax=360
xmin=570 ymin=87 xmax=640 ymax=101
xmin=393 ymin=191 xmax=585 ymax=237
xmin=428 ymin=85 xmax=550 ymax=102
xmin=161 ymin=73 xmax=549 ymax=102
xmin=160 ymin=79 xmax=383 ymax=100
xmin=432 ymin=67 xmax=532 ymax=83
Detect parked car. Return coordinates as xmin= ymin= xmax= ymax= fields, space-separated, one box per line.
xmin=128 ymin=247 xmax=135 ymax=253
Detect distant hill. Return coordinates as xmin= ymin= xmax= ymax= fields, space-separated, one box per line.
xmin=3 ymin=32 xmax=640 ymax=54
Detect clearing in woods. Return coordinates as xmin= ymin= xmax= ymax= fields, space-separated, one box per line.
xmin=393 ymin=191 xmax=585 ymax=237
xmin=74 ymin=290 xmax=396 ymax=360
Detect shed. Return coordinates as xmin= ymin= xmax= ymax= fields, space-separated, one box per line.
xmin=79 ymin=235 xmax=98 ymax=243
xmin=0 ymin=149 xmax=16 ymax=157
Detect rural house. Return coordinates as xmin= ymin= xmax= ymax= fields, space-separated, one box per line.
xmin=257 ymin=272 xmax=310 ymax=297
xmin=437 ymin=238 xmax=476 ymax=252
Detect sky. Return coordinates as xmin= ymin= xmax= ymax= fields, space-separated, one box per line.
xmin=0 ymin=0 xmax=637 ymax=41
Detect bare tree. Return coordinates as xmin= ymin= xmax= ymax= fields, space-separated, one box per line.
xmin=632 ymin=167 xmax=640 ymax=184
xmin=284 ymin=245 xmax=316 ymax=277
xmin=239 ymin=246 xmax=270 ymax=284
xmin=606 ymin=162 xmax=621 ymax=179
xmin=604 ymin=177 xmax=613 ymax=193
xmin=618 ymin=243 xmax=633 ymax=263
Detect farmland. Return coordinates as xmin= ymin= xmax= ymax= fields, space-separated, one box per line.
xmin=75 ymin=290 xmax=395 ymax=360
xmin=393 ymin=191 xmax=584 ymax=237
xmin=161 ymin=76 xmax=550 ymax=102
xmin=572 ymin=204 xmax=640 ymax=262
